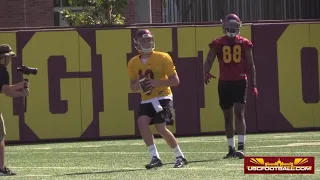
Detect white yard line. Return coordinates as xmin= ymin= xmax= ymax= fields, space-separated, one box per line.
xmin=177 ymin=140 xmax=320 ymax=143
xmin=162 ymin=167 xmax=243 ymax=171
xmin=252 ymin=142 xmax=320 ymax=148
xmin=13 ymin=166 xmax=242 ymax=170
xmin=21 ymin=174 xmax=53 ymax=177
xmin=7 ymin=140 xmax=320 ymax=151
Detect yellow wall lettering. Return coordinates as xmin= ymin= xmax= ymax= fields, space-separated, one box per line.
xmin=78 ymin=35 xmax=94 ymax=133
xmin=178 ymin=27 xmax=196 ymax=58
xmin=197 ymin=26 xmax=224 ymax=132
xmin=96 ymin=29 xmax=135 ymax=136
xmin=278 ymin=24 xmax=320 ymax=128
xmin=309 ymin=24 xmax=320 ymax=128
xmin=23 ymin=31 xmax=83 ymax=139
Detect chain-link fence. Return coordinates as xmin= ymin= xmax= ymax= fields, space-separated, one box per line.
xmin=163 ymin=0 xmax=320 ymax=23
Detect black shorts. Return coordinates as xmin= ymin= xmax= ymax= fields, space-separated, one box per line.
xmin=138 ymin=99 xmax=174 ymax=125
xmin=218 ymin=79 xmax=248 ymax=110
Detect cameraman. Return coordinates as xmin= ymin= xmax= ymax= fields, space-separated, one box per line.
xmin=0 ymin=44 xmax=29 ymax=176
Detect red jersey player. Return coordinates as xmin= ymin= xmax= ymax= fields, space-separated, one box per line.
xmin=203 ymin=14 xmax=258 ymax=159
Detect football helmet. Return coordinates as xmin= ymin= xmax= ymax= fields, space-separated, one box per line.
xmin=133 ymin=29 xmax=155 ymax=53
xmin=221 ymin=14 xmax=242 ymax=37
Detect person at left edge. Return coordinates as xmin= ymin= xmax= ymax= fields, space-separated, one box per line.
xmin=127 ymin=29 xmax=188 ymax=169
xmin=0 ymin=44 xmax=29 ymax=176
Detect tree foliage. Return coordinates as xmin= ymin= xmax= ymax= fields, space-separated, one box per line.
xmin=60 ymin=0 xmax=128 ymax=26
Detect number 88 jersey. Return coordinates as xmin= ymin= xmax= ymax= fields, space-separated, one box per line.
xmin=209 ymin=35 xmax=253 ymax=81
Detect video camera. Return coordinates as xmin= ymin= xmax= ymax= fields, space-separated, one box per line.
xmin=17 ymin=65 xmax=38 ymax=75
xmin=16 ymin=65 xmax=38 ymax=112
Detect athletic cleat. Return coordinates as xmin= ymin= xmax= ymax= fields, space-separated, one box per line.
xmin=237 ymin=143 xmax=245 ymax=159
xmin=173 ymin=156 xmax=188 ymax=168
xmin=223 ymin=146 xmax=236 ymax=159
xmin=0 ymin=167 xmax=16 ymax=176
xmin=236 ymin=150 xmax=245 ymax=159
xmin=145 ymin=157 xmax=163 ymax=169
xmin=238 ymin=142 xmax=244 ymax=151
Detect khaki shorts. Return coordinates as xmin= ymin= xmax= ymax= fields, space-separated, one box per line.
xmin=0 ymin=113 xmax=6 ymax=139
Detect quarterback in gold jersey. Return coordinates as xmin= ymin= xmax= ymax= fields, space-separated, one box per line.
xmin=128 ymin=29 xmax=188 ymax=169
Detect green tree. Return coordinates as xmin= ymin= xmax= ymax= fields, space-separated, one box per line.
xmin=60 ymin=0 xmax=128 ymax=26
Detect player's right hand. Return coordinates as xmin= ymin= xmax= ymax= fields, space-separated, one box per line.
xmin=204 ymin=72 xmax=216 ymax=84
xmin=139 ymin=77 xmax=152 ymax=94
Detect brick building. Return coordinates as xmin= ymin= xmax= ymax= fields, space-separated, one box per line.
xmin=0 ymin=0 xmax=163 ymax=28
xmin=0 ymin=0 xmax=318 ymax=28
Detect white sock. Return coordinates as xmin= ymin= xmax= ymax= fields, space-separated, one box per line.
xmin=148 ymin=144 xmax=160 ymax=159
xmin=238 ymin=135 xmax=245 ymax=144
xmin=227 ymin=138 xmax=235 ymax=148
xmin=173 ymin=145 xmax=184 ymax=158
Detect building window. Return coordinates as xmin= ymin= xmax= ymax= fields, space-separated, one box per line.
xmin=54 ymin=0 xmax=60 ymax=7
xmin=53 ymin=5 xmax=82 ymax=26
xmin=53 ymin=12 xmax=60 ymax=26
xmin=62 ymin=0 xmax=71 ymax=7
xmin=54 ymin=0 xmax=71 ymax=7
xmin=53 ymin=0 xmax=83 ymax=26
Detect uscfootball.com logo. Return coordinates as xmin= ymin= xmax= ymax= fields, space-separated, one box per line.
xmin=244 ymin=156 xmax=315 ymax=174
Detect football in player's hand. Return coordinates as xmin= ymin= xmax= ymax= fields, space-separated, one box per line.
xmin=139 ymin=77 xmax=152 ymax=94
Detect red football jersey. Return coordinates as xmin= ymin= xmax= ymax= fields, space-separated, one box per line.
xmin=209 ymin=35 xmax=253 ymax=81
